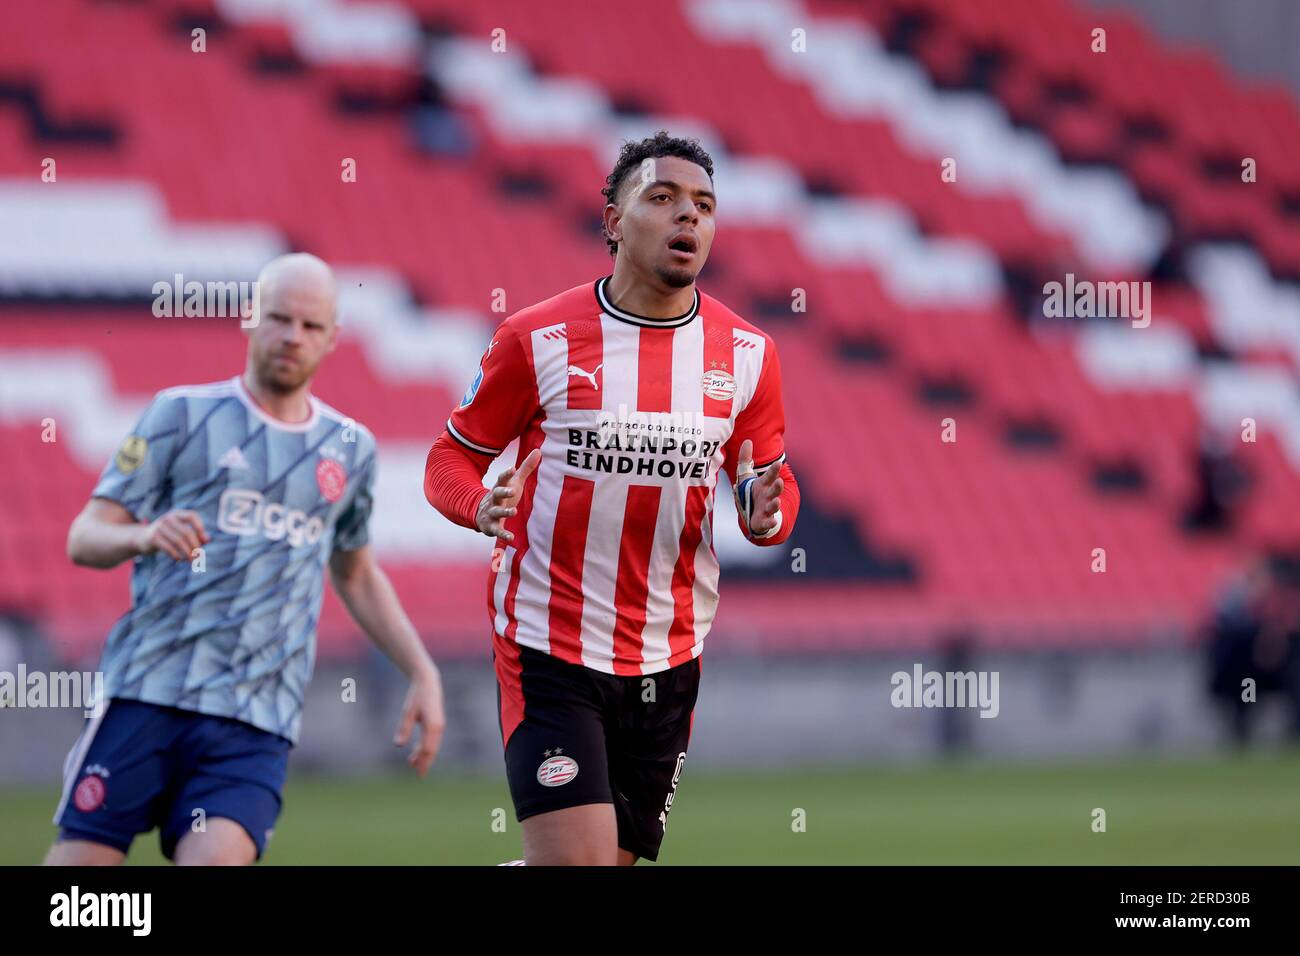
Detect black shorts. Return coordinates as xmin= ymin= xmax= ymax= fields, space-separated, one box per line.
xmin=493 ymin=641 xmax=700 ymax=862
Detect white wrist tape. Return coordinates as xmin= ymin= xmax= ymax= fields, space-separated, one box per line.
xmin=735 ymin=473 xmax=781 ymax=540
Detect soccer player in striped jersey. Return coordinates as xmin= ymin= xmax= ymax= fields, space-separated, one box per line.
xmin=425 ymin=132 xmax=800 ymax=865
xmin=45 ymin=254 xmax=445 ymax=866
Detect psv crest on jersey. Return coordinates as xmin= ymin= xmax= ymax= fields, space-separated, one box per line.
xmin=701 ymin=368 xmax=737 ymax=400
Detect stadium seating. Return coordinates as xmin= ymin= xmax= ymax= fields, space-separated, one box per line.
xmin=1 ymin=0 xmax=1295 ymax=661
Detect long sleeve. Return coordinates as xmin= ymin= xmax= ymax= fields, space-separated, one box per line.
xmin=427 ymin=318 xmax=540 ymax=530
xmin=424 ymin=430 xmax=492 ymax=531
xmin=722 ymin=335 xmax=799 ymax=546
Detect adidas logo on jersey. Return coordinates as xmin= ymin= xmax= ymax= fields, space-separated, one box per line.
xmin=217 ymin=446 xmax=249 ymax=470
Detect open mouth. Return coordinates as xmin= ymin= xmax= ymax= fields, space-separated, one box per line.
xmin=667 ymin=233 xmax=698 ymax=256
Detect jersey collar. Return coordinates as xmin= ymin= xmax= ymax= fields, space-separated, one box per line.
xmin=595 ymin=276 xmax=700 ymax=329
xmin=233 ymin=375 xmax=320 ymax=433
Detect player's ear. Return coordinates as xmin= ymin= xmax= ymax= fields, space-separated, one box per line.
xmin=326 ymin=311 xmax=340 ymax=354
xmin=602 ymin=203 xmax=622 ymax=246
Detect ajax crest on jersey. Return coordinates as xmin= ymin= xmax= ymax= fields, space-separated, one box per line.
xmin=536 ymin=754 xmax=579 ymax=787
xmin=460 ymin=366 xmax=484 ymax=408
xmin=701 ymin=369 xmax=737 ymax=401
xmin=316 ymin=458 xmax=347 ymax=503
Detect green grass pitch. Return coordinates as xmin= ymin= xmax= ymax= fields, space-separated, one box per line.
xmin=3 ymin=751 xmax=1298 ymax=864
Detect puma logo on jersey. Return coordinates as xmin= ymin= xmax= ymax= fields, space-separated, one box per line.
xmin=567 ymin=363 xmax=603 ymax=390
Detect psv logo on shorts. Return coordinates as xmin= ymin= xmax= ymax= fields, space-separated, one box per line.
xmin=536 ymin=754 xmax=579 ymax=787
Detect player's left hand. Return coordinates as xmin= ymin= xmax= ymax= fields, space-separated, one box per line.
xmin=394 ymin=665 xmax=446 ymax=777
xmin=735 ymin=439 xmax=783 ymax=536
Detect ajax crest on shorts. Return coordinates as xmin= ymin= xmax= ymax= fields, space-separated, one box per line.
xmin=73 ymin=767 xmax=110 ymax=813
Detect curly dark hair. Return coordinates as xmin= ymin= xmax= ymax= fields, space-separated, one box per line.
xmin=601 ymin=131 xmax=714 ymax=256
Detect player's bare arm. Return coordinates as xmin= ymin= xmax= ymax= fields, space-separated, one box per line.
xmin=67 ymin=497 xmax=210 ymax=568
xmin=328 ymin=544 xmax=446 ymax=776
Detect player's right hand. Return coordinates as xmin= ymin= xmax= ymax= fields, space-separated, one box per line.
xmin=140 ymin=510 xmax=210 ymax=561
xmin=476 ymin=448 xmax=541 ymax=542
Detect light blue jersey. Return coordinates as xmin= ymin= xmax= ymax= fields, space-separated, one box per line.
xmin=91 ymin=376 xmax=376 ymax=743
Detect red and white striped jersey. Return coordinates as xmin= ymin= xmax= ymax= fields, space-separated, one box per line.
xmin=446 ymin=277 xmax=789 ymax=676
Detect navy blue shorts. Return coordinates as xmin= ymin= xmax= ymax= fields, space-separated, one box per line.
xmin=53 ymin=698 xmax=291 ymax=861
